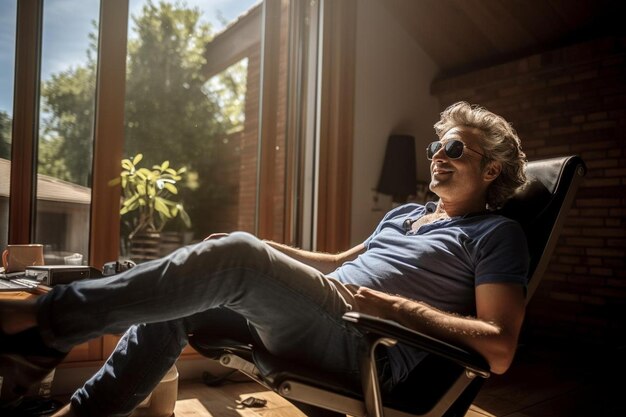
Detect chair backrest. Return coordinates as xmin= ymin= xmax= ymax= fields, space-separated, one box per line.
xmin=498 ymin=155 xmax=586 ymax=301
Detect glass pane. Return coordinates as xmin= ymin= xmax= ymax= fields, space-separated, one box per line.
xmin=0 ymin=1 xmax=17 ymax=251
xmin=120 ymin=0 xmax=261 ymax=262
xmin=35 ymin=0 xmax=100 ymax=265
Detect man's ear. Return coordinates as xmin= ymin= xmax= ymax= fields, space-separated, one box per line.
xmin=483 ymin=161 xmax=502 ymax=182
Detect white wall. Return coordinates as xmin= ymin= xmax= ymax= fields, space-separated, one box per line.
xmin=351 ymin=0 xmax=440 ymax=245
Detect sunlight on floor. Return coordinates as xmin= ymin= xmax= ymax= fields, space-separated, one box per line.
xmin=173 ymin=383 xmax=308 ymax=417
xmin=173 ymin=381 xmax=502 ymax=417
xmin=174 ymin=398 xmax=213 ymax=415
xmin=466 ymin=405 xmax=497 ymax=417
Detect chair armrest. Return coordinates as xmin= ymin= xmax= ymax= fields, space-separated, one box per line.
xmin=343 ymin=312 xmax=490 ymax=378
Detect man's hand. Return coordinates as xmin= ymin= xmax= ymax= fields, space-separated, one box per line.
xmin=203 ymin=233 xmax=229 ymax=241
xmin=351 ymin=286 xmax=402 ymax=319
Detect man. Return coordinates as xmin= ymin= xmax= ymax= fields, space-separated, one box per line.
xmin=1 ymin=101 xmax=529 ymax=417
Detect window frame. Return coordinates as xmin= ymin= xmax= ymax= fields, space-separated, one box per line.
xmin=8 ymin=0 xmax=42 ymax=245
xmin=6 ymin=0 xmax=357 ymax=365
xmin=8 ymin=0 xmax=357 ymax=258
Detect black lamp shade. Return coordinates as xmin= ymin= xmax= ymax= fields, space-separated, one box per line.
xmin=376 ymin=135 xmax=417 ymax=203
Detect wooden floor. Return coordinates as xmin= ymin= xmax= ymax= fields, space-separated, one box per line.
xmin=174 ymin=380 xmax=306 ymax=417
xmin=466 ymin=344 xmax=623 ymax=417
xmin=172 ymin=345 xmax=626 ymax=417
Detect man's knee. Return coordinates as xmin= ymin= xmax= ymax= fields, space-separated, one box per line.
xmin=221 ymin=232 xmax=266 ymax=256
xmin=198 ymin=232 xmax=270 ymax=268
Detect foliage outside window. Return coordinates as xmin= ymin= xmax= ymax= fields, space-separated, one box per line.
xmin=35 ymin=1 xmax=248 ymax=243
xmin=0 ymin=111 xmax=11 ymax=159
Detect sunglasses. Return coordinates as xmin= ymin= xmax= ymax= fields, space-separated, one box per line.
xmin=426 ymin=140 xmax=486 ymax=160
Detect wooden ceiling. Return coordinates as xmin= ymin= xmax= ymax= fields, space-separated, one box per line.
xmin=380 ymin=0 xmax=625 ymax=77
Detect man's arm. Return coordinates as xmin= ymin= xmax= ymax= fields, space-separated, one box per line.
xmin=352 ymin=283 xmax=525 ymax=374
xmin=265 ymin=241 xmax=365 ymax=274
xmin=204 ymin=233 xmax=365 ymax=274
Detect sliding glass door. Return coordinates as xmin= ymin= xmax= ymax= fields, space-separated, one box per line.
xmin=4 ymin=0 xmax=324 ymax=266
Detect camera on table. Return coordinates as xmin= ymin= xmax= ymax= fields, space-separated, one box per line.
xmin=102 ymin=260 xmax=137 ymax=276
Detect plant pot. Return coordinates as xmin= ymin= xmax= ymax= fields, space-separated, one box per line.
xmin=129 ymin=231 xmax=161 ymax=263
xmin=130 ymin=365 xmax=179 ymax=417
xmin=159 ymin=231 xmax=183 ymax=257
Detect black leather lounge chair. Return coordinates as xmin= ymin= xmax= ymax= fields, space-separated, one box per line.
xmin=189 ymin=155 xmax=587 ymax=417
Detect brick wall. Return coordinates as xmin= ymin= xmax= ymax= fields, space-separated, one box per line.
xmin=432 ymin=37 xmax=626 ymax=350
xmin=198 ymin=48 xmax=261 ymax=236
xmin=213 ymin=1 xmax=289 ymax=241
xmin=236 ymin=47 xmax=261 ymax=234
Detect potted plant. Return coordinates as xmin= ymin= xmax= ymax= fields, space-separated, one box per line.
xmin=110 ymin=154 xmax=191 ymax=261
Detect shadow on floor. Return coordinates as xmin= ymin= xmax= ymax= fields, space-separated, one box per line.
xmin=472 ymin=343 xmax=626 ymax=417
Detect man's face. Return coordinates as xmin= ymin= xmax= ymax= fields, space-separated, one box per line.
xmin=429 ymin=126 xmax=491 ymax=203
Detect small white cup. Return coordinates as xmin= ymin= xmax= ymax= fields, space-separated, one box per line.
xmin=64 ymin=253 xmax=84 ymax=265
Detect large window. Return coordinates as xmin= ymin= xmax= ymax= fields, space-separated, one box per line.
xmin=4 ymin=0 xmax=324 ymax=269
xmin=0 ymin=1 xmax=17 ymax=251
xmin=34 ymin=0 xmax=100 ymax=265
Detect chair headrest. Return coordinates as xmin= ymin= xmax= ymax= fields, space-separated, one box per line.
xmin=497 ymin=155 xmax=586 ymax=287
xmin=500 ymin=155 xmax=586 ymax=227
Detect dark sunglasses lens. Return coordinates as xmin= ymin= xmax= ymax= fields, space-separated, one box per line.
xmin=446 ymin=140 xmax=464 ymax=159
xmin=426 ymin=142 xmax=441 ymax=159
xmin=427 ymin=141 xmax=465 ymax=159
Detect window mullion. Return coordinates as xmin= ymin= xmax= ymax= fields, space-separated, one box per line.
xmin=8 ymin=0 xmax=43 ymax=244
xmin=89 ymin=0 xmax=129 ymax=268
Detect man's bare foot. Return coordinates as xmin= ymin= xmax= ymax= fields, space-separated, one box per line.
xmin=0 ymin=299 xmax=38 ymax=334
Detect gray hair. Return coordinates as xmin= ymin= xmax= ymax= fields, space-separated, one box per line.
xmin=433 ymin=101 xmax=527 ymax=209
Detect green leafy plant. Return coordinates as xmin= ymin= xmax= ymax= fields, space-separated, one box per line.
xmin=110 ymin=154 xmax=191 ymax=240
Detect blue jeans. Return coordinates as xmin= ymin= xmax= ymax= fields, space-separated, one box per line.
xmin=36 ymin=232 xmax=367 ymax=417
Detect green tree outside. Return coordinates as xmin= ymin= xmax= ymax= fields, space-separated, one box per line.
xmin=0 ymin=110 xmax=11 ymax=159
xmin=40 ymin=65 xmax=96 ymax=185
xmin=39 ymin=0 xmax=248 ymax=240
